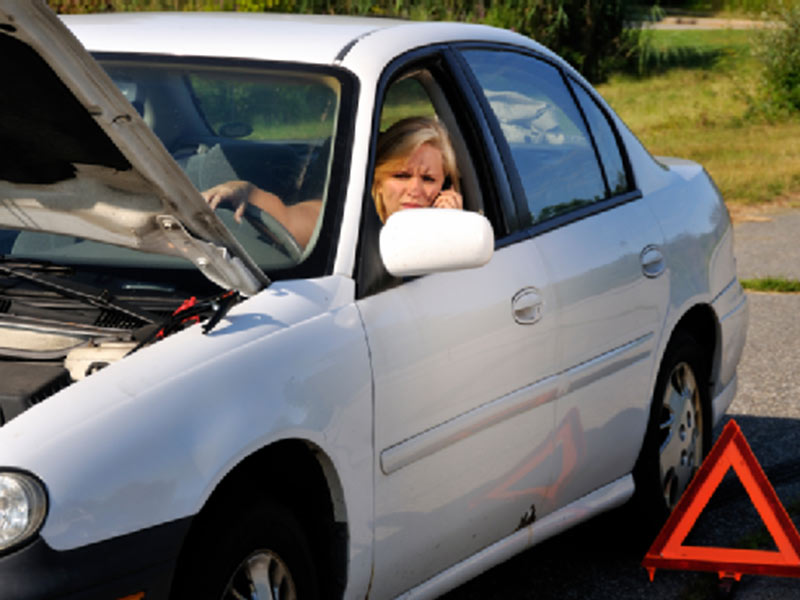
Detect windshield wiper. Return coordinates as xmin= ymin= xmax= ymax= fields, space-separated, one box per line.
xmin=0 ymin=257 xmax=159 ymax=325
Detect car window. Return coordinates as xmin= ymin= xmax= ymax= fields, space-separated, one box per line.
xmin=109 ymin=62 xmax=340 ymax=262
xmin=377 ymin=70 xmax=486 ymax=215
xmin=567 ymin=77 xmax=631 ymax=196
xmin=460 ymin=49 xmax=608 ymax=227
xmin=357 ymin=65 xmax=488 ymax=298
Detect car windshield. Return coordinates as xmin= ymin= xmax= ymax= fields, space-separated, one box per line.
xmin=0 ymin=56 xmax=347 ymax=289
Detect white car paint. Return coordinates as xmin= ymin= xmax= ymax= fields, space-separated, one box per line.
xmin=379 ymin=208 xmax=494 ymax=276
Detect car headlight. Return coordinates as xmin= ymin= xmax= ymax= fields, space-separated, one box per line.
xmin=0 ymin=472 xmax=48 ymax=552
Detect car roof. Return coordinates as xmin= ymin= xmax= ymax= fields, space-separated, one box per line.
xmin=60 ymin=12 xmax=550 ymax=67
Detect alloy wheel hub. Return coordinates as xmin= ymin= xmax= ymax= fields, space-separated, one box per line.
xmin=223 ymin=550 xmax=297 ymax=600
xmin=658 ymin=361 xmax=703 ymax=510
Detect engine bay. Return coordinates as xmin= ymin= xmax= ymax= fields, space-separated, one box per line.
xmin=0 ymin=259 xmax=233 ymax=425
xmin=0 ymin=320 xmax=140 ymax=425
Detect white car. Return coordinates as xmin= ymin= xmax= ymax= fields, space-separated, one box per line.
xmin=0 ymin=3 xmax=748 ymax=599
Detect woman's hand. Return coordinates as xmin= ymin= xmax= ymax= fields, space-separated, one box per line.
xmin=202 ymin=180 xmax=254 ymax=223
xmin=433 ymin=189 xmax=463 ymax=210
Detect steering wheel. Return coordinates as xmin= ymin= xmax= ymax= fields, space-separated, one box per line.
xmin=241 ymin=205 xmax=303 ymax=263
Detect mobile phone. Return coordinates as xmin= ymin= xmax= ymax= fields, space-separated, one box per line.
xmin=442 ymin=175 xmax=452 ymax=191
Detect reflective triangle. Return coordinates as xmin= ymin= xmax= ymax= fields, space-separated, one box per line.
xmin=643 ymin=419 xmax=800 ymax=580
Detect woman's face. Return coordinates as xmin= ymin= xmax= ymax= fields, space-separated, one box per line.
xmin=377 ymin=143 xmax=445 ymax=220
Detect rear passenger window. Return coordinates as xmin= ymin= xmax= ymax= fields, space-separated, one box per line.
xmin=460 ymin=49 xmax=607 ymax=226
xmin=568 ymin=78 xmax=630 ymax=196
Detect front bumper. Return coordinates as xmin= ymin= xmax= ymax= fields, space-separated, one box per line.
xmin=0 ymin=517 xmax=191 ymax=600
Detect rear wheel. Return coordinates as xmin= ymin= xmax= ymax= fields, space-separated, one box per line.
xmin=658 ymin=357 xmax=704 ymax=510
xmin=633 ymin=332 xmax=710 ymax=526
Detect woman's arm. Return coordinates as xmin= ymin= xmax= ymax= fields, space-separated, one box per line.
xmin=202 ymin=180 xmax=321 ymax=248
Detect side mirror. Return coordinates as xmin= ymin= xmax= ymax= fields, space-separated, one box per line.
xmin=379 ymin=209 xmax=494 ymax=277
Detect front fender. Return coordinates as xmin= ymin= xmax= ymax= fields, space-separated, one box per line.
xmin=0 ymin=277 xmax=373 ymax=584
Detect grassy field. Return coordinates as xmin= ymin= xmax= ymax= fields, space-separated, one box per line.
xmin=596 ymin=28 xmax=800 ymax=210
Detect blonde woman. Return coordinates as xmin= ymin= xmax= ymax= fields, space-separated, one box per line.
xmin=203 ymin=116 xmax=463 ymax=248
xmin=370 ymin=116 xmax=463 ymax=221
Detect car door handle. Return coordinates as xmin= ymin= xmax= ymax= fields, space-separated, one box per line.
xmin=641 ymin=245 xmax=665 ymax=278
xmin=512 ymin=287 xmax=543 ymax=324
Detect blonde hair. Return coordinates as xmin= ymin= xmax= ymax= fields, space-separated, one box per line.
xmin=372 ymin=116 xmax=460 ymax=222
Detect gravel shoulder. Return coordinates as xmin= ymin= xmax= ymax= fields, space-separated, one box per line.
xmin=734 ymin=207 xmax=800 ymax=281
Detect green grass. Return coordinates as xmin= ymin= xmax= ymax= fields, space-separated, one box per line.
xmin=597 ymin=28 xmax=800 ymax=207
xmin=741 ymin=277 xmax=800 ymax=292
xmin=642 ymin=28 xmax=753 ymax=64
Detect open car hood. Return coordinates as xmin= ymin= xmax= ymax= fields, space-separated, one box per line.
xmin=0 ymin=1 xmax=268 ymax=295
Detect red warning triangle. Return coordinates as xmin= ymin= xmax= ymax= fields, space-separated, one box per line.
xmin=643 ymin=419 xmax=800 ymax=580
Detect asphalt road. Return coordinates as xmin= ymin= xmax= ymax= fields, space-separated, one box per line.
xmin=442 ymin=211 xmax=800 ymax=599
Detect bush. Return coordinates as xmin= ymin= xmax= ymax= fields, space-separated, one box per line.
xmin=752 ymin=1 xmax=800 ymax=114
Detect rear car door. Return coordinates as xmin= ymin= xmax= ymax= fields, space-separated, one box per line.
xmin=459 ymin=46 xmax=669 ymax=510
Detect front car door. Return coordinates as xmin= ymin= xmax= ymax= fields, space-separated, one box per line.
xmin=355 ymin=51 xmax=561 ymax=597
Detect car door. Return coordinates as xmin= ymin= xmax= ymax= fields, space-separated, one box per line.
xmin=355 ymin=56 xmax=559 ymax=598
xmin=459 ymin=46 xmax=669 ymax=511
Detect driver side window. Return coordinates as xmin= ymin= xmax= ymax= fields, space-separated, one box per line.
xmin=377 ymin=70 xmax=483 ymax=215
xmin=357 ymin=67 xmax=486 ymax=298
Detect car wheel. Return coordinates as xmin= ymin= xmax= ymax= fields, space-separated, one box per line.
xmin=633 ymin=332 xmax=710 ymax=526
xmin=172 ymin=500 xmax=319 ymax=600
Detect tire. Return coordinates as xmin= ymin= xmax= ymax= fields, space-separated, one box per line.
xmin=171 ymin=500 xmax=319 ymax=600
xmin=633 ymin=331 xmax=711 ymax=528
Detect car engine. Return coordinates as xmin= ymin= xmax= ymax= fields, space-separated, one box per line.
xmin=0 ymin=261 xmax=228 ymax=425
